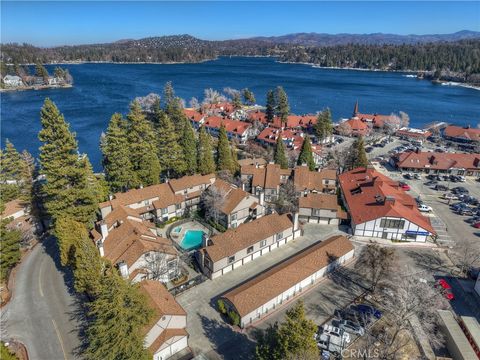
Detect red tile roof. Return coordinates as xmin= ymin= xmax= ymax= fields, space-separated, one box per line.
xmin=444 ymin=125 xmax=480 ymax=142
xmin=394 ymin=152 xmax=480 ymax=171
xmin=294 ymin=166 xmax=337 ymax=192
xmin=355 ymin=113 xmax=394 ymax=128
xmin=338 ymin=167 xmax=434 ymax=234
xmin=395 ymin=127 xmax=432 ymax=139
xmin=339 ymin=118 xmax=369 ymax=136
xmin=241 ymin=163 xmax=292 ymax=189
xmin=183 ymin=109 xmax=204 ymax=122
xmin=203 ymin=116 xmax=251 ymax=136
xmin=248 ymin=111 xmax=317 ymax=129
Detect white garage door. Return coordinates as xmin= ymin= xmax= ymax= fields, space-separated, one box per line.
xmin=243 ymin=255 xmax=252 ymax=264
xmin=222 ymin=265 xmax=233 ymax=275
xmin=252 ymin=251 xmax=261 ymax=260
xmin=233 ymin=260 xmax=242 ymax=269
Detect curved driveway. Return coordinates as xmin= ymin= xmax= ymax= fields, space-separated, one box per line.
xmin=1 ymin=236 xmax=82 ymax=360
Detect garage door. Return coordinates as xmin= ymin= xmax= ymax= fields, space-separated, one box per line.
xmin=319 ymin=218 xmax=329 ymax=225
xmin=233 ymin=260 xmax=242 ymax=269
xmin=222 ymin=265 xmax=233 ymax=275
xmin=243 ymin=255 xmax=252 ymax=265
xmin=252 ymin=251 xmax=261 ymax=260
xmin=261 ymin=248 xmax=270 ymax=256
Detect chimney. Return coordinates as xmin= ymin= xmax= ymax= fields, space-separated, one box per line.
xmin=202 ymin=233 xmax=210 ymax=248
xmin=385 ymin=195 xmax=395 ymax=205
xmin=139 ymin=184 xmax=143 ymax=189
xmin=118 ymin=261 xmax=129 ymax=278
xmin=259 ymin=191 xmax=265 ymax=206
xmin=108 ymin=194 xmax=113 ymax=201
xmin=100 ymin=220 xmax=108 ymax=240
xmin=97 ymin=240 xmax=105 ymax=257
xmin=255 ymin=162 xmax=259 ymax=169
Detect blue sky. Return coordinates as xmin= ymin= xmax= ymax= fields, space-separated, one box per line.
xmin=2 ymin=1 xmax=479 ymax=46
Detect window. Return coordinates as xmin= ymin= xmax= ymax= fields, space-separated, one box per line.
xmin=161 ymin=208 xmax=168 ymax=215
xmin=260 ymin=239 xmax=267 ymax=248
xmin=175 ymin=203 xmax=181 ymax=210
xmin=313 ymin=209 xmax=321 ymax=216
xmin=228 ymin=256 xmax=235 ymax=264
xmin=231 ymin=212 xmax=237 ymax=221
xmin=184 ymin=189 xmax=188 ymax=195
xmin=144 ymin=200 xmax=150 ymax=205
xmin=380 ymin=219 xmax=405 ymax=229
xmin=276 ymin=232 xmax=283 ymax=241
xmin=247 ymin=246 xmax=254 ymax=254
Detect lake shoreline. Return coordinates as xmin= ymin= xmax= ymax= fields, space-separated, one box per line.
xmin=0 ymin=84 xmax=73 ymax=93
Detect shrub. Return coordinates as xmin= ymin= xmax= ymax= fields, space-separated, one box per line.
xmin=228 ymin=310 xmax=240 ymax=326
xmin=217 ymin=299 xmax=227 ymax=314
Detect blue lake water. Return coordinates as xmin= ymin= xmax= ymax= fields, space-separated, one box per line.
xmin=180 ymin=230 xmax=205 ymax=251
xmin=1 ymin=56 xmax=479 ymax=171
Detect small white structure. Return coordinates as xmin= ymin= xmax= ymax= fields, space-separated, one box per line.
xmin=3 ymin=75 xmax=23 ymax=87
xmin=222 ymin=235 xmax=354 ymax=328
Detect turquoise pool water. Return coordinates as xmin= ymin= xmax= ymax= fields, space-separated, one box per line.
xmin=173 ymin=226 xmax=182 ymax=234
xmin=180 ymin=230 xmax=205 ymax=251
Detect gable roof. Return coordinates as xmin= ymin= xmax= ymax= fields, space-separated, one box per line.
xmin=444 ymin=125 xmax=480 ymax=142
xmin=299 ymin=193 xmax=338 ymax=211
xmin=204 ymin=213 xmax=293 ymax=262
xmin=203 ymin=116 xmax=251 ymax=136
xmin=241 ymin=163 xmax=292 ymax=190
xmin=168 ymin=173 xmax=215 ymax=193
xmin=338 ymin=167 xmax=434 ymax=234
xmin=211 ymin=179 xmax=255 ymax=215
xmin=293 ymin=166 xmax=337 ymax=192
xmin=395 ymin=151 xmax=480 ymax=171
xmin=223 ymin=235 xmax=354 ymax=317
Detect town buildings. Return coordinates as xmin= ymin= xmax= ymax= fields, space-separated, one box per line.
xmin=338 ymin=167 xmax=435 ymax=242
xmin=240 ymin=163 xmax=291 ymax=201
xmin=196 ymin=213 xmax=300 ymax=279
xmin=395 ymin=127 xmax=432 ymax=144
xmin=2 ymin=75 xmax=24 ymax=87
xmin=298 ymin=193 xmax=345 ymax=225
xmin=221 ymin=235 xmax=354 ymax=328
xmin=443 ymin=125 xmax=480 ymax=144
xmin=140 ymin=280 xmax=189 ymax=360
xmin=391 ymin=151 xmax=480 ymax=177
xmin=293 ymin=166 xmax=337 ymax=194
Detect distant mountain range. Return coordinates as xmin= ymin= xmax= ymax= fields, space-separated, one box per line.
xmin=248 ymin=30 xmax=480 ymax=46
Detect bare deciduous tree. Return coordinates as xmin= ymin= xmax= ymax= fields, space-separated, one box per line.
xmin=274 ymin=180 xmax=298 ymax=215
xmin=383 ymin=113 xmax=402 ymax=136
xmin=201 ymin=184 xmax=227 ymax=224
xmin=203 ymin=88 xmax=227 ymax=105
xmin=336 ymin=121 xmax=352 ymax=136
xmin=450 ymin=239 xmax=480 ymax=276
xmin=134 ymin=93 xmax=160 ymax=113
xmin=223 ymin=87 xmax=240 ymax=99
xmin=399 ymin=111 xmax=410 ymax=128
xmin=143 ymin=252 xmax=178 ymax=281
xmin=355 ymin=242 xmax=396 ymax=293
xmin=189 ymin=97 xmax=200 ymax=110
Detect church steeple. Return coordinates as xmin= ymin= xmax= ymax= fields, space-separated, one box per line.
xmin=353 ymin=100 xmax=359 ymax=116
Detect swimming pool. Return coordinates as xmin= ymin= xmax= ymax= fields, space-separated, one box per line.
xmin=173 ymin=226 xmax=182 ymax=234
xmin=179 ymin=230 xmax=205 ymax=251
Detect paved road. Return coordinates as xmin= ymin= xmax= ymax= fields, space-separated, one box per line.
xmin=1 ymin=236 xmax=82 ymax=360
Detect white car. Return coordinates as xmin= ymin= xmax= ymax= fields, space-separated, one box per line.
xmin=442 ymin=193 xmax=458 ymax=200
xmin=322 ymin=324 xmax=351 ymax=344
xmin=418 ymin=204 xmax=433 ymax=212
xmin=458 ymin=176 xmax=466 ymax=182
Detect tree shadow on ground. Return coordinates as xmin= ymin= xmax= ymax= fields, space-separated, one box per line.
xmin=198 ymin=314 xmax=256 ymax=360
xmin=327 ymin=265 xmax=369 ymax=293
xmin=403 ymin=249 xmax=450 ymax=274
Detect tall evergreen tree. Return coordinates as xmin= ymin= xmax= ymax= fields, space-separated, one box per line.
xmin=197 ymin=126 xmax=215 ymax=175
xmin=156 ymin=110 xmax=186 ymax=177
xmin=216 ymin=124 xmax=234 ymax=172
xmin=101 ymin=113 xmax=137 ymax=192
xmin=242 ymin=88 xmax=256 ymax=106
xmin=181 ymin=121 xmax=198 ymax=175
xmin=18 ymin=150 xmax=35 ymax=202
xmin=265 ymin=90 xmax=276 ymax=123
xmin=0 ymin=140 xmax=22 ymax=181
xmin=126 ymin=101 xmax=161 ymax=186
xmin=274 ymin=135 xmax=288 ymax=169
xmin=163 ymin=82 xmax=187 ymax=132
xmin=85 ymin=272 xmax=153 ymax=360
xmin=35 ymin=62 xmax=49 ymax=81
xmin=275 ymin=86 xmax=290 ymax=125
xmin=38 ymin=98 xmax=98 ymax=224
xmin=314 ymin=108 xmax=333 ymax=142
xmin=80 ymin=155 xmax=107 ymax=203
xmin=297 ymin=137 xmax=315 ymax=171
xmin=0 ymin=217 xmax=21 ymax=282
xmin=230 ymin=142 xmax=240 ymax=174
xmin=352 ymin=136 xmax=369 ymax=168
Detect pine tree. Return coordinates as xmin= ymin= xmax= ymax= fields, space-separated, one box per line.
xmin=38 ymin=98 xmax=98 ymax=225
xmin=0 ymin=140 xmax=22 ymax=181
xmin=163 ymin=82 xmax=187 ymax=132
xmin=80 ymin=155 xmax=108 ymax=203
xmin=55 ymin=216 xmax=104 ymax=297
xmin=276 ymin=301 xmax=319 ymax=359
xmin=197 ymin=126 xmax=215 ymax=175
xmin=265 ymin=90 xmax=276 ymax=123
xmin=35 ymin=62 xmax=49 ymax=82
xmin=274 ymin=135 xmax=288 ymax=169
xmin=181 ymin=120 xmax=198 ymax=175
xmin=156 ymin=110 xmax=186 ymax=177
xmin=0 ymin=217 xmax=21 ymax=282
xmin=353 ymin=136 xmax=369 ymax=168
xmin=101 ymin=113 xmax=138 ymax=192
xmin=126 ymin=101 xmax=161 ymax=186
xmin=242 ymin=88 xmax=256 ymax=106
xmin=314 ymin=108 xmax=333 ymax=142
xmin=216 ymin=124 xmax=234 ymax=172
xmin=18 ymin=150 xmax=35 ymax=202
xmin=276 ymin=86 xmax=290 ymax=125
xmin=86 ymin=272 xmax=153 ymax=360
xmin=297 ymin=137 xmax=315 ymax=171
xmin=230 ymin=142 xmax=240 ymax=174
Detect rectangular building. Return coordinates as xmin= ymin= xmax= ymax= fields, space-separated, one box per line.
xmin=221 ymin=235 xmax=354 ymax=328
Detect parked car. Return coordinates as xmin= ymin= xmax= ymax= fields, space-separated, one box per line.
xmin=351 ymin=304 xmax=382 ymax=320
xmin=338 ymin=320 xmax=365 ymax=336
xmin=458 ymin=208 xmax=475 ymax=216
xmin=418 ymin=204 xmax=433 ymax=213
xmin=321 ymin=324 xmax=351 ymax=344
xmin=458 ymin=176 xmax=466 ymax=182
xmin=399 ymin=182 xmax=410 ymax=191
xmin=403 ymin=173 xmax=413 ymax=179
xmin=442 ymin=193 xmax=458 ymax=200
xmin=414 ymin=173 xmax=421 ymax=180
xmin=472 ymin=222 xmax=480 ymax=229
xmin=435 ymin=184 xmax=449 ymax=191
xmin=435 ymin=279 xmax=455 ymax=300
xmin=365 ymin=147 xmax=374 ymax=153
xmin=425 ymin=180 xmax=438 ymax=187
xmin=466 ymin=216 xmax=480 ymax=224
xmin=452 ymin=187 xmax=469 ymax=195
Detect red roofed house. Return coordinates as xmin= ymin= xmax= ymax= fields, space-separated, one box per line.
xmin=201 ymin=116 xmax=253 ymax=144
xmin=352 ymin=100 xmax=396 ymax=129
xmin=140 ymin=280 xmax=189 ymax=360
xmin=336 ymin=118 xmax=369 ymax=137
xmin=392 ymin=151 xmax=480 ymax=177
xmin=247 ymin=111 xmax=318 ymax=131
xmin=339 ymin=167 xmax=435 ymax=242
xmin=240 ymin=163 xmax=292 ymax=201
xmin=443 ymin=125 xmax=480 ymax=144
xmin=395 ymin=127 xmax=432 ymax=144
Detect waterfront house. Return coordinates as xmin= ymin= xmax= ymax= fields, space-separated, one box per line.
xmin=207 ymin=179 xmax=265 ymax=229
xmin=202 ymin=116 xmax=253 ymax=144
xmin=352 ymin=100 xmax=395 ymax=129
xmin=391 ymin=151 xmax=480 ymax=177
xmin=247 ymin=110 xmax=318 ymax=131
xmin=221 ymin=235 xmax=354 ymax=328
xmin=140 ymin=280 xmax=189 ymax=360
xmin=443 ymin=125 xmax=480 ymax=144
xmin=395 ymin=127 xmax=432 ymax=144
xmin=196 ymin=213 xmax=300 ymax=279
xmin=91 ymin=207 xmax=179 ymax=282
xmin=336 ymin=117 xmax=369 ymax=137
xmin=2 ymin=75 xmax=23 ymax=87
xmin=338 ymin=167 xmax=435 ymax=242
xmin=240 ymin=163 xmax=292 ymax=201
